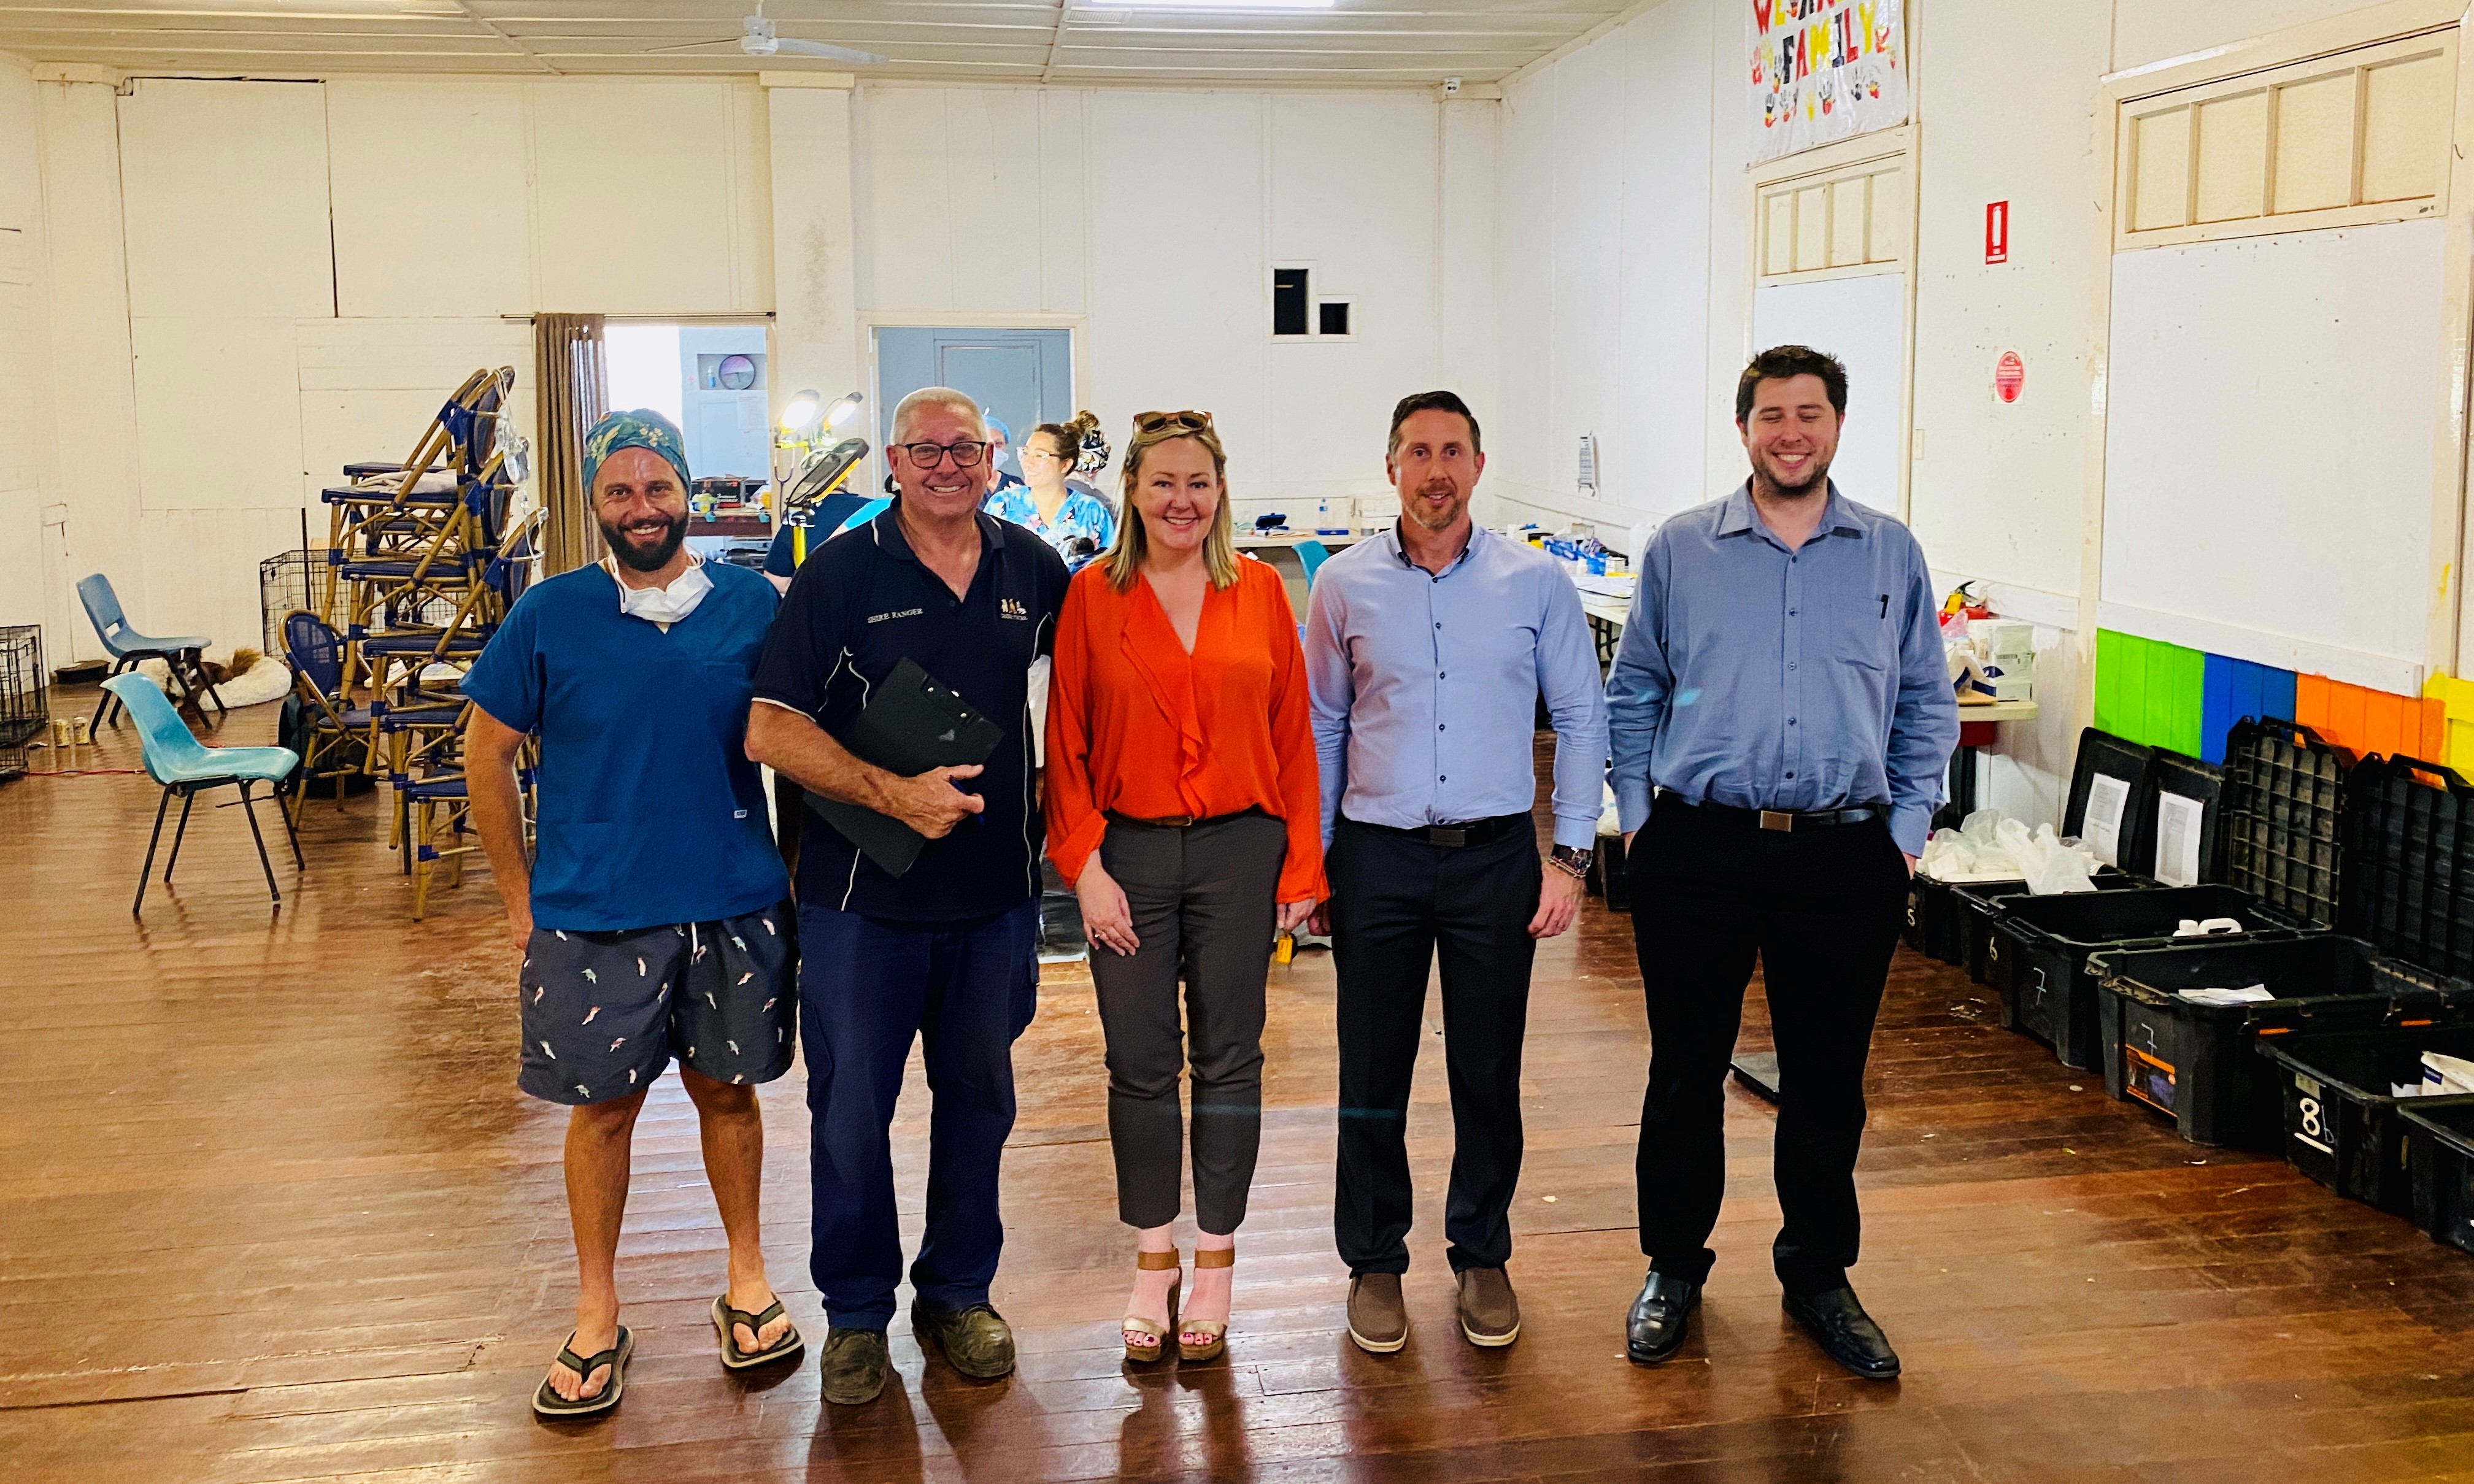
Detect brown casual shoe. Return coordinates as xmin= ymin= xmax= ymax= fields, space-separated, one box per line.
xmin=818 ymin=1328 xmax=888 ymax=1406
xmin=1455 ymin=1267 xmax=1520 ymax=1347
xmin=911 ymin=1298 xmax=1017 ymax=1380
xmin=1346 ymin=1272 xmax=1408 ymax=1354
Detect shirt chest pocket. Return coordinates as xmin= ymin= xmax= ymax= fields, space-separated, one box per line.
xmin=1819 ymin=587 xmax=1902 ymax=675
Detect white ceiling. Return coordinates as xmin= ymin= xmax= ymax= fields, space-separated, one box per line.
xmin=0 ymin=0 xmax=1628 ymax=85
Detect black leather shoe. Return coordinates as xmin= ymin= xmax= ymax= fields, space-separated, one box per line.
xmin=1625 ymin=1271 xmax=1700 ymax=1365
xmin=1782 ymin=1286 xmax=1900 ymax=1380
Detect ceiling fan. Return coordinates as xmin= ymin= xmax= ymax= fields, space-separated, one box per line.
xmin=647 ymin=3 xmax=887 ymax=65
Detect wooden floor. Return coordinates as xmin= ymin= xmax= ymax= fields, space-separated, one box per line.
xmin=5 ymin=696 xmax=2474 ymax=1483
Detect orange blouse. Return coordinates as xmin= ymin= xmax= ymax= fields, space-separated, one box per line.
xmin=1044 ymin=556 xmax=1328 ymax=904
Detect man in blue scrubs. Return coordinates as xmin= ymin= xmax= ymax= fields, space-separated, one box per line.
xmin=747 ymin=386 xmax=1069 ymax=1405
xmin=1607 ymin=347 xmax=1958 ymax=1379
xmin=465 ymin=410 xmax=803 ymax=1418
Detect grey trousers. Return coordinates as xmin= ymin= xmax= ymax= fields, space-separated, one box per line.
xmin=1089 ymin=811 xmax=1288 ymax=1232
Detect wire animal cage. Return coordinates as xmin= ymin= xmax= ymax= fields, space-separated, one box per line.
xmin=0 ymin=625 xmax=46 ymax=782
xmin=260 ymin=550 xmax=320 ymax=654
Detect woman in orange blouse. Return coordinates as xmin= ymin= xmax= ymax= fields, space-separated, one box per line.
xmin=1044 ymin=409 xmax=1325 ymax=1366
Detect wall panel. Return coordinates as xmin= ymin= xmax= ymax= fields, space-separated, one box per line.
xmin=531 ymin=81 xmax=765 ymax=313
xmin=328 ymin=79 xmax=531 ymax=318
xmin=118 ymin=79 xmax=333 ymax=320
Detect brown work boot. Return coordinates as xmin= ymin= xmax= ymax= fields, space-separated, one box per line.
xmin=911 ymin=1298 xmax=1017 ymax=1380
xmin=818 ymin=1328 xmax=888 ymax=1405
xmin=1455 ymin=1267 xmax=1520 ymax=1347
xmin=1346 ymin=1272 xmax=1408 ymax=1354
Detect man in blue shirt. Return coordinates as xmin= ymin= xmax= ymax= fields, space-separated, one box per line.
xmin=1606 ymin=347 xmax=1958 ymax=1380
xmin=1306 ymin=390 xmax=1609 ymax=1356
xmin=746 ymin=386 xmax=1069 ymax=1406
xmin=763 ymin=488 xmax=890 ymax=594
xmin=464 ymin=410 xmax=803 ymax=1419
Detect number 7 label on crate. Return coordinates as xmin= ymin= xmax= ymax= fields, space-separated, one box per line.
xmin=2084 ymin=774 xmax=2130 ymax=867
xmin=2153 ymin=791 xmax=2205 ymax=887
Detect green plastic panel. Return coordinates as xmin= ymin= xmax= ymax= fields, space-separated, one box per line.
xmin=2093 ymin=629 xmax=2205 ymax=755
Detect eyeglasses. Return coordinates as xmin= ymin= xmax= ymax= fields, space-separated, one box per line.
xmin=893 ymin=440 xmax=988 ymax=468
xmin=1133 ymin=410 xmax=1213 ymax=433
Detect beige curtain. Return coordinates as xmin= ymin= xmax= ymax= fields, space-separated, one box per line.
xmin=534 ymin=313 xmax=608 ymax=575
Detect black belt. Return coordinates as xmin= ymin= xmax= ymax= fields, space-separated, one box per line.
xmin=1105 ymin=806 xmax=1265 ymax=830
xmin=1342 ymin=813 xmax=1528 ymax=848
xmin=1656 ymin=793 xmax=1886 ymax=832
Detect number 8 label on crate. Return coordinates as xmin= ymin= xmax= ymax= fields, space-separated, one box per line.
xmin=2292 ymin=1072 xmax=2335 ymax=1157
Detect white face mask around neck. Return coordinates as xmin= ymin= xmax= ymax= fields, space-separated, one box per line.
xmin=602 ymin=554 xmax=712 ymax=631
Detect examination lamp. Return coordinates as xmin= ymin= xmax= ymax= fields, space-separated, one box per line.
xmin=823 ymin=391 xmax=863 ymax=429
xmin=779 ymin=389 xmax=823 ymax=434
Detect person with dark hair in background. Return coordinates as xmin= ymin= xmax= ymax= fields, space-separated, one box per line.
xmin=1607 ymin=345 xmax=1957 ymax=1380
xmin=985 ymin=410 xmax=1118 ymax=569
xmin=1306 ymin=390 xmax=1608 ymax=1356
xmin=1044 ymin=409 xmax=1324 ymax=1366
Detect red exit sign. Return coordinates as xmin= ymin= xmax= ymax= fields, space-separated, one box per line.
xmin=1986 ymin=201 xmax=2010 ymax=264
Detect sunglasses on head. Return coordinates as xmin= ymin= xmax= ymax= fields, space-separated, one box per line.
xmin=1133 ymin=409 xmax=1213 ymax=433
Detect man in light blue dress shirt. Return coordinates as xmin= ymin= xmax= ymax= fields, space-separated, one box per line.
xmin=1606 ymin=347 xmax=1957 ymax=1381
xmin=1306 ymin=390 xmax=1610 ymax=1356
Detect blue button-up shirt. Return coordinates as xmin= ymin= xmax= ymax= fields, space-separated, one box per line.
xmin=1306 ymin=523 xmax=1610 ymax=851
xmin=1606 ymin=483 xmax=1958 ymax=856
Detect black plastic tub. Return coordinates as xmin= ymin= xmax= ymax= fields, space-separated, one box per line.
xmin=2403 ymin=1101 xmax=2474 ymax=1255
xmin=1988 ymin=885 xmax=2305 ymax=1071
xmin=2255 ymin=1023 xmax=2474 ymax=1213
xmin=2091 ymin=936 xmax=2451 ymax=1148
xmin=1954 ymin=871 xmax=2148 ymax=986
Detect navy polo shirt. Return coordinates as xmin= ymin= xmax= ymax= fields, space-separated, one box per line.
xmin=461 ymin=561 xmax=788 ymax=932
xmin=752 ymin=503 xmax=1069 ymax=921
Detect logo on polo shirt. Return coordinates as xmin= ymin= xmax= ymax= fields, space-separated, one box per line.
xmin=866 ymin=607 xmax=924 ymax=625
xmin=1000 ymin=598 xmax=1030 ymax=621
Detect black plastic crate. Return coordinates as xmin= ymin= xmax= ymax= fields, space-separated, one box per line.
xmin=2403 ymin=1101 xmax=2474 ymax=1255
xmin=2338 ymin=753 xmax=2474 ymax=982
xmin=2256 ymin=1022 xmax=2474 ymax=1213
xmin=1956 ymin=871 xmax=2148 ymax=985
xmin=2091 ymin=936 xmax=2447 ymax=1148
xmin=2066 ymin=728 xmax=2155 ymax=873
xmin=2221 ymin=718 xmax=2348 ymax=929
xmin=2132 ymin=750 xmax=2225 ymax=888
xmin=1990 ymin=885 xmax=2308 ymax=1071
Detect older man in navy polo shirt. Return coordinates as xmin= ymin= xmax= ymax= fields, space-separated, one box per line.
xmin=747 ymin=386 xmax=1069 ymax=1406
xmin=1608 ymin=345 xmax=1958 ymax=1380
xmin=466 ymin=409 xmax=804 ymax=1420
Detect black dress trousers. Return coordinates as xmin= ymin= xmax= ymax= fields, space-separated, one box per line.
xmin=1330 ymin=816 xmax=1542 ymax=1277
xmin=1626 ymin=794 xmax=1909 ymax=1294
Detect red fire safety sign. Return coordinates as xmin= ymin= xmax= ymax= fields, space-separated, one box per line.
xmin=1986 ymin=201 xmax=2010 ymax=264
xmin=1995 ymin=352 xmax=2025 ymax=404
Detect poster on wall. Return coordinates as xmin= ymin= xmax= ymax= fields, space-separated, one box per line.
xmin=1749 ymin=0 xmax=1910 ymax=164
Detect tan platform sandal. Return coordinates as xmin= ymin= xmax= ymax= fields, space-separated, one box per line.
xmin=1122 ymin=1247 xmax=1182 ymax=1364
xmin=1179 ymin=1245 xmax=1235 ymax=1363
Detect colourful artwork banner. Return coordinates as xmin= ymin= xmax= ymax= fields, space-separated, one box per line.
xmin=1749 ymin=0 xmax=1910 ymax=164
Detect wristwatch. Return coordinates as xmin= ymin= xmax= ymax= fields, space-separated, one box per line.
xmin=1549 ymin=844 xmax=1593 ymax=880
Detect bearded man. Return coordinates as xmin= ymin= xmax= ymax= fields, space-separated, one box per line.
xmin=1606 ymin=346 xmax=1957 ymax=1380
xmin=1303 ymin=390 xmax=1609 ymax=1357
xmin=464 ymin=409 xmax=803 ymax=1417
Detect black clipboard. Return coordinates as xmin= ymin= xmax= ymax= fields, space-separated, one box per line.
xmin=804 ymin=657 xmax=1005 ymax=878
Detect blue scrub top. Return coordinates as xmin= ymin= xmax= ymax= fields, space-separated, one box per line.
xmin=462 ymin=561 xmax=789 ymax=931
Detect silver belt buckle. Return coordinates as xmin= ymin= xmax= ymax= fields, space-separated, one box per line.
xmin=1430 ymin=826 xmax=1468 ymax=847
xmin=1759 ymin=810 xmax=1794 ymax=832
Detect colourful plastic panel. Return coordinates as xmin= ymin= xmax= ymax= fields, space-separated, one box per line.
xmin=2199 ymin=655 xmax=2299 ymax=764
xmin=2092 ymin=629 xmax=2204 ymax=753
xmin=2296 ymin=674 xmax=2447 ymax=762
xmin=2427 ymin=672 xmax=2474 ymax=777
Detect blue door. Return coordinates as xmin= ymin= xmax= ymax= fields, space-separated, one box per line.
xmin=874 ymin=327 xmax=1073 ymax=485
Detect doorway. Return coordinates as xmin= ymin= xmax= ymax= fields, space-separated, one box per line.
xmin=873 ymin=327 xmax=1073 ymax=483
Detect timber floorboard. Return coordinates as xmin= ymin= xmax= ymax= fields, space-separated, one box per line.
xmin=2 ymin=693 xmax=2472 ymax=1482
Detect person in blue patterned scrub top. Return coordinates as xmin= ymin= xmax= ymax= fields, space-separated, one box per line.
xmin=984 ymin=411 xmax=1118 ymax=569
xmin=463 ymin=409 xmax=806 ymax=1419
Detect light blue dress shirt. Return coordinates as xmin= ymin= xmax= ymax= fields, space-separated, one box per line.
xmin=1306 ymin=522 xmax=1611 ymax=852
xmin=1606 ymin=483 xmax=1959 ymax=857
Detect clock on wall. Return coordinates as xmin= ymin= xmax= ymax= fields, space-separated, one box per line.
xmin=717 ymin=353 xmax=758 ymax=391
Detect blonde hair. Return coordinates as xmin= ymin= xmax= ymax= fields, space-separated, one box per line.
xmin=1101 ymin=417 xmax=1240 ymax=591
xmin=890 ymin=386 xmax=988 ymax=445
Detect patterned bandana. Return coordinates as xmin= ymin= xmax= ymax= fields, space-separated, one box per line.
xmin=582 ymin=408 xmax=692 ymax=495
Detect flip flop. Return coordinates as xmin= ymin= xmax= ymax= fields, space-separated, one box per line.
xmin=532 ymin=1326 xmax=633 ymax=1418
xmin=712 ymin=1295 xmax=805 ymax=1369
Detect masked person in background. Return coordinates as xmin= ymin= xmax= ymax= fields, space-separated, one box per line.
xmin=985 ymin=411 xmax=1119 ymax=571
xmin=464 ymin=409 xmax=802 ymax=1419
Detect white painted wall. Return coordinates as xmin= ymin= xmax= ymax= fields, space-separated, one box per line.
xmin=849 ymin=83 xmax=1454 ymax=522
xmin=0 ymin=56 xmax=63 ymax=665
xmin=1492 ymin=0 xmax=1741 ymax=544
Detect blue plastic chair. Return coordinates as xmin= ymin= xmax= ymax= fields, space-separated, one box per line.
xmin=105 ymin=674 xmax=303 ymax=913
xmin=79 ymin=573 xmax=224 ymax=731
xmin=1293 ymin=539 xmax=1330 ymax=589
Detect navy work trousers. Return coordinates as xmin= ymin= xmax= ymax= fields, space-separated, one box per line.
xmin=797 ymin=899 xmax=1038 ymax=1330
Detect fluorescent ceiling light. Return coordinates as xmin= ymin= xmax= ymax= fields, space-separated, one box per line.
xmin=1082 ymin=0 xmax=1338 ymax=10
